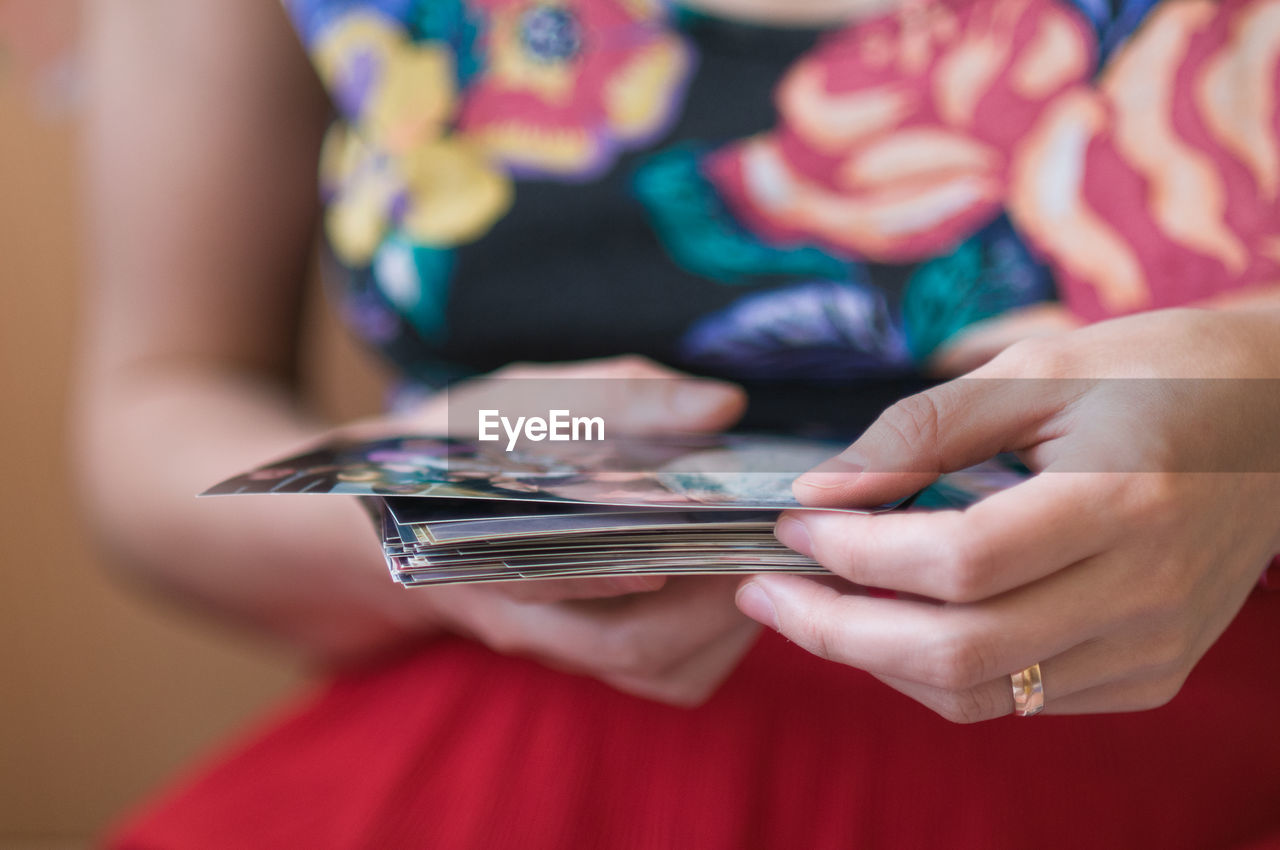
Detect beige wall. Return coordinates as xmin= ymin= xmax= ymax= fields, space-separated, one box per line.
xmin=0 ymin=18 xmax=388 ymax=846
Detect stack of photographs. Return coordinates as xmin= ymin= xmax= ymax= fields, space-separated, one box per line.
xmin=377 ymin=500 xmax=818 ymax=586
xmin=205 ymin=434 xmax=1028 ymax=587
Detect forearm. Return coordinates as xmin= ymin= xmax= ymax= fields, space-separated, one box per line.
xmin=76 ymin=364 xmax=440 ymax=665
xmin=73 ymin=0 xmax=443 ymax=664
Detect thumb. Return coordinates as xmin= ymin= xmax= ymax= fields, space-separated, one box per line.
xmin=793 ymin=378 xmax=1066 ymax=508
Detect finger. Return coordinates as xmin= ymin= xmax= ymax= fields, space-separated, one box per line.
xmin=1032 ymin=620 xmax=1206 ymax=715
xmin=775 ymin=472 xmax=1121 ymax=602
xmin=601 ymin=369 xmax=747 ymax=435
xmin=340 ymin=355 xmax=748 ymax=440
xmin=1041 ymin=671 xmax=1191 ymax=714
xmin=497 ymin=574 xmax=667 ymax=603
xmin=872 ymin=629 xmax=1172 ymax=723
xmin=875 ymin=669 xmax=1165 ymax=723
xmin=927 ymin=304 xmax=1080 ymax=377
xmin=456 ymin=356 xmax=747 ymax=437
xmin=735 ymin=562 xmax=1128 ymax=693
xmin=604 ymin=620 xmax=760 ymax=707
xmin=498 ymin=356 xmax=747 ymax=434
xmin=793 ymin=376 xmax=1087 ymax=507
xmin=872 ymin=673 xmax=1014 ymax=724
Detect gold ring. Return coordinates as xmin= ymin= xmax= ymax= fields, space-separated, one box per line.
xmin=1011 ymin=663 xmax=1045 ymax=717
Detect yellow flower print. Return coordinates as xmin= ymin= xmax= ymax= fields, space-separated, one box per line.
xmin=311 ymin=11 xmax=512 ymax=265
xmin=320 ymin=125 xmax=512 ymax=266
xmin=313 ymin=11 xmax=457 ymax=154
xmin=399 ymin=137 xmax=515 ymax=245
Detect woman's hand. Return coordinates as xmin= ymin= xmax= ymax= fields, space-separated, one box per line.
xmin=374 ymin=354 xmax=746 ymax=603
xmin=379 ymin=355 xmax=758 ymax=705
xmin=427 ymin=576 xmax=760 ymax=706
xmin=735 ymin=308 xmax=1280 ymax=721
xmin=77 ymin=0 xmax=756 ymax=696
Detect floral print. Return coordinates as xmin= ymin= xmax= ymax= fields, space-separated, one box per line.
xmin=679 ymin=280 xmax=913 ymax=379
xmin=294 ymin=3 xmax=512 ymax=265
xmin=1010 ymin=0 xmax=1280 ymax=319
xmin=319 ymin=124 xmax=512 ymax=264
xmin=287 ymin=0 xmax=695 ymax=269
xmin=284 ymin=0 xmax=1280 ymax=388
xmin=704 ymin=0 xmax=1096 ymax=264
xmin=699 ymin=0 xmax=1280 ymax=323
xmin=633 ymin=145 xmax=851 ymax=285
xmin=457 ymin=0 xmax=696 ymax=179
xmin=900 ymin=215 xmax=1053 ymax=361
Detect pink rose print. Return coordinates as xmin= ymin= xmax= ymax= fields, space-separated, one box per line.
xmin=707 ymin=0 xmax=1280 ymax=322
xmin=1010 ymin=0 xmax=1280 ymax=319
xmin=706 ymin=0 xmax=1095 ymax=263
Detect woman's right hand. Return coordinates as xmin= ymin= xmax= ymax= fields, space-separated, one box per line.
xmin=79 ymin=1 xmax=754 ymax=698
xmin=364 ymin=354 xmax=748 ymax=604
xmin=425 ymin=575 xmax=761 ymax=706
xmin=378 ymin=355 xmax=760 ymax=704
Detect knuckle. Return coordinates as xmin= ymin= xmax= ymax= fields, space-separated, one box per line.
xmin=1136 ymin=565 xmax=1197 ymax=622
xmin=995 ymin=336 xmax=1070 ymax=379
xmin=938 ymin=525 xmax=993 ymax=603
xmin=878 ymin=393 xmax=943 ymax=455
xmin=789 ymin=607 xmax=839 ymax=663
xmin=598 ymin=625 xmax=667 ymax=677
xmin=922 ymin=633 xmax=996 ymax=691
xmin=766 ymin=584 xmax=847 ymax=662
xmin=1158 ymin=667 xmax=1192 ymax=704
xmin=1128 ymin=471 xmax=1183 ymax=516
xmin=1134 ymin=671 xmax=1189 ymax=711
xmin=1142 ymin=626 xmax=1196 ymax=674
xmin=933 ymin=688 xmax=999 ymax=725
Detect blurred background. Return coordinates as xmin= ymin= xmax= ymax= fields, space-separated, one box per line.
xmin=0 ymin=2 xmax=387 ymax=845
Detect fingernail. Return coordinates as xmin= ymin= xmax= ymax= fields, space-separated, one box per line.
xmin=795 ymin=454 xmax=865 ymax=491
xmin=736 ymin=582 xmax=778 ymax=630
xmin=774 ymin=516 xmax=814 ymax=557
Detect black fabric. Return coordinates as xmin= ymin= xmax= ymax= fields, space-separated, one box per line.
xmin=440 ymin=16 xmax=823 ymax=374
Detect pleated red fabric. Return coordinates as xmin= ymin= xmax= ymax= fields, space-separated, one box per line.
xmin=106 ymin=588 xmax=1280 ymax=850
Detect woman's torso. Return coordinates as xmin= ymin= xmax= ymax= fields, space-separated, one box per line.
xmin=102 ymin=4 xmax=1280 ymax=847
xmin=291 ymin=0 xmax=1280 ymax=391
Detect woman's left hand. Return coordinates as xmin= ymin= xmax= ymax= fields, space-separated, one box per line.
xmin=736 ymin=308 xmax=1280 ymax=721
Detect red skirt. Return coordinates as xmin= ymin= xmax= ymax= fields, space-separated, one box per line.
xmin=109 ymin=590 xmax=1280 ymax=850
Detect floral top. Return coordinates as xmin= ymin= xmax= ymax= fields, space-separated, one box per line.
xmin=283 ymin=0 xmax=1280 ymax=389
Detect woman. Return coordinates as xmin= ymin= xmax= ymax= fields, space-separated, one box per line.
xmin=80 ymin=0 xmax=1280 ymax=846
